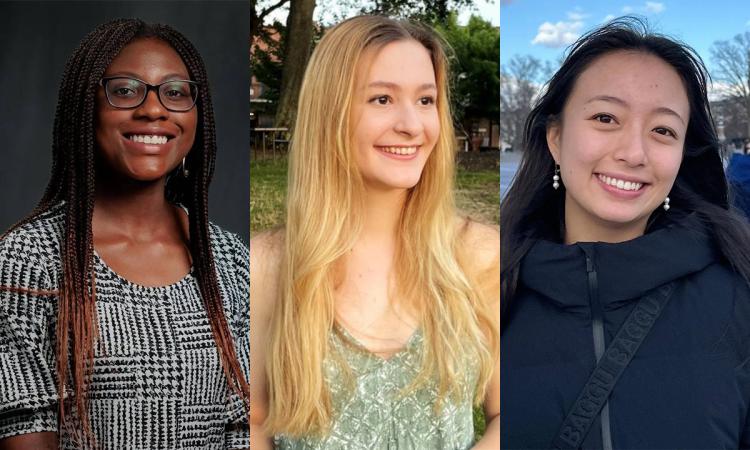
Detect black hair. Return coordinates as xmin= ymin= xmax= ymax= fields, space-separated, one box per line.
xmin=500 ymin=16 xmax=750 ymax=326
xmin=3 ymin=18 xmax=249 ymax=442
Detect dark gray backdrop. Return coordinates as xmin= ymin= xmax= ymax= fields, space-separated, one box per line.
xmin=0 ymin=1 xmax=250 ymax=242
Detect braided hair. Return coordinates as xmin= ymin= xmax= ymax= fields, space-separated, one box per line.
xmin=5 ymin=19 xmax=249 ymax=441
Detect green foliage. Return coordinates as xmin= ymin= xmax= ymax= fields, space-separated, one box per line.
xmin=251 ymin=19 xmax=327 ymax=120
xmin=435 ymin=13 xmax=500 ymax=123
xmin=251 ymin=20 xmax=285 ymax=110
xmin=316 ymin=0 xmax=476 ymax=26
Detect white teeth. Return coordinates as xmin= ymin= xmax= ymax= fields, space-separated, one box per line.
xmin=597 ymin=174 xmax=643 ymax=191
xmin=379 ymin=146 xmax=417 ymax=155
xmin=129 ymin=134 xmax=169 ymax=145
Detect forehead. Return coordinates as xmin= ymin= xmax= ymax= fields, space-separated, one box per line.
xmin=356 ymin=39 xmax=436 ymax=87
xmin=105 ymin=38 xmax=189 ymax=79
xmin=566 ymin=50 xmax=689 ymax=118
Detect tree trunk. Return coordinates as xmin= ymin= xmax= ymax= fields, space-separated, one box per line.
xmin=274 ymin=0 xmax=316 ymax=129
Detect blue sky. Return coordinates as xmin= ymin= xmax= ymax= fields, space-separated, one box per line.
xmin=500 ymin=0 xmax=750 ymax=74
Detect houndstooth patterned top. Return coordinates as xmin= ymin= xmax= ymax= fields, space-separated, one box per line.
xmin=0 ymin=204 xmax=249 ymax=449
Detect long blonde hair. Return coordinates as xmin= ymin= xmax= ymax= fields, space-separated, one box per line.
xmin=265 ymin=15 xmax=498 ymax=436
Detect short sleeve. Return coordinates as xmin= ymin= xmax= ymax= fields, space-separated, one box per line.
xmin=0 ymin=231 xmax=59 ymax=439
xmin=223 ymin=235 xmax=250 ymax=449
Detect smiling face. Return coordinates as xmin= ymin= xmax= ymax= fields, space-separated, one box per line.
xmin=95 ymin=38 xmax=197 ymax=182
xmin=350 ymin=39 xmax=440 ymax=192
xmin=546 ymin=50 xmax=690 ymax=243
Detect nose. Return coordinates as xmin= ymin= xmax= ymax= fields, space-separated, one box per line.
xmin=393 ymin=102 xmax=423 ymax=137
xmin=612 ymin=124 xmax=648 ymax=166
xmin=134 ymin=90 xmax=168 ymax=121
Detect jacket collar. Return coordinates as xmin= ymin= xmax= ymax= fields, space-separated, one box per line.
xmin=519 ymin=215 xmax=718 ymax=308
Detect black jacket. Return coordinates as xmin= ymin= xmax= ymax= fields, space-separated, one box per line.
xmin=501 ymin=218 xmax=750 ymax=449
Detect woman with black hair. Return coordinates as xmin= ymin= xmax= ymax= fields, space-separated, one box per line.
xmin=0 ymin=19 xmax=249 ymax=449
xmin=501 ymin=18 xmax=750 ymax=449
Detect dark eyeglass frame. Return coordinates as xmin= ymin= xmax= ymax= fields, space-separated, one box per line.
xmin=99 ymin=76 xmax=200 ymax=112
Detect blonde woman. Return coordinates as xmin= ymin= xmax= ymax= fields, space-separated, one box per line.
xmin=250 ymin=15 xmax=499 ymax=449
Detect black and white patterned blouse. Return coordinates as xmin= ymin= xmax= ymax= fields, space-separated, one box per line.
xmin=0 ymin=204 xmax=249 ymax=449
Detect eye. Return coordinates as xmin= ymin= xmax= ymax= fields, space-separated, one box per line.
xmin=592 ymin=113 xmax=616 ymax=124
xmin=419 ymin=96 xmax=435 ymax=106
xmin=369 ymin=95 xmax=391 ymax=105
xmin=113 ymin=87 xmax=136 ymax=96
xmin=164 ymin=89 xmax=186 ymax=98
xmin=653 ymin=127 xmax=677 ymax=139
xmin=162 ymin=82 xmax=191 ymax=98
xmin=106 ymin=79 xmax=141 ymax=98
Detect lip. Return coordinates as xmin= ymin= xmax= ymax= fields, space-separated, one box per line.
xmin=120 ymin=127 xmax=178 ymax=154
xmin=596 ymin=172 xmax=648 ymax=184
xmin=374 ymin=145 xmax=420 ymax=161
xmin=122 ymin=127 xmax=177 ymax=139
xmin=594 ymin=172 xmax=649 ymax=199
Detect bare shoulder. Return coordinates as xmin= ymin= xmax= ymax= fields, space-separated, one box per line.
xmin=455 ymin=217 xmax=500 ymax=272
xmin=250 ymin=228 xmax=284 ymax=269
xmin=250 ymin=228 xmax=284 ymax=314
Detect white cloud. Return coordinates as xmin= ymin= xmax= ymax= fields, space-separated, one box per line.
xmin=567 ymin=10 xmax=589 ymax=21
xmin=622 ymin=5 xmax=634 ymax=13
xmin=532 ymin=20 xmax=583 ymax=48
xmin=603 ymin=14 xmax=616 ymax=22
xmin=746 ymin=19 xmax=750 ymax=27
xmin=645 ymin=2 xmax=665 ymax=13
xmin=708 ymin=81 xmax=735 ymax=102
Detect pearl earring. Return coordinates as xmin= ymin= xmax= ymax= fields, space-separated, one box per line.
xmin=552 ymin=165 xmax=561 ymax=190
xmin=663 ymin=196 xmax=670 ymax=211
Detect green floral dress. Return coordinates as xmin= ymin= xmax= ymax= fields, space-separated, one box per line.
xmin=275 ymin=325 xmax=477 ymax=450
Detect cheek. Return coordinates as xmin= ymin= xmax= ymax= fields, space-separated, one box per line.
xmin=654 ymin=150 xmax=683 ymax=183
xmin=353 ymin=112 xmax=387 ymax=149
xmin=180 ymin=112 xmax=199 ymax=149
xmin=425 ymin=111 xmax=440 ymax=145
xmin=559 ymin=128 xmax=607 ymax=171
xmin=94 ymin=111 xmax=122 ymax=148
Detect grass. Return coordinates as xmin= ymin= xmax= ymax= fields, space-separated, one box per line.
xmin=250 ymin=157 xmax=499 ymax=234
xmin=456 ymin=167 xmax=500 ymax=226
xmin=250 ymin=158 xmax=288 ymax=233
xmin=250 ymin=156 xmax=494 ymax=439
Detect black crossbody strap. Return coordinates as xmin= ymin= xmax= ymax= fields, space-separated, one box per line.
xmin=552 ymin=281 xmax=677 ymax=450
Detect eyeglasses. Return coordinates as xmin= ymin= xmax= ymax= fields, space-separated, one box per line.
xmin=100 ymin=76 xmax=200 ymax=112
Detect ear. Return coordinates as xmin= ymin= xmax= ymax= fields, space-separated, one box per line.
xmin=546 ymin=118 xmax=562 ymax=164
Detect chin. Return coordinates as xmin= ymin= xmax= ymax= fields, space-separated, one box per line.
xmin=124 ymin=164 xmax=175 ymax=182
xmin=593 ymin=207 xmax=650 ymax=228
xmin=386 ymin=175 xmax=423 ymax=190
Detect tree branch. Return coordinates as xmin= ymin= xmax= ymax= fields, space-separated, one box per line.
xmin=257 ymin=0 xmax=290 ymax=23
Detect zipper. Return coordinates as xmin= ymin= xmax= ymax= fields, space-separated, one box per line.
xmin=583 ymin=246 xmax=613 ymax=450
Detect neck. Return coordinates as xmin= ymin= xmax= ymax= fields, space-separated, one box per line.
xmin=93 ymin=174 xmax=177 ymax=236
xmin=359 ymin=187 xmax=408 ymax=243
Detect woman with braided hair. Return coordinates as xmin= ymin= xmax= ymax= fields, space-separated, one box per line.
xmin=0 ymin=19 xmax=249 ymax=449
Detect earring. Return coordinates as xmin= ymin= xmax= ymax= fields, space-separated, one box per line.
xmin=552 ymin=165 xmax=561 ymax=190
xmin=182 ymin=157 xmax=189 ymax=178
xmin=663 ymin=196 xmax=670 ymax=211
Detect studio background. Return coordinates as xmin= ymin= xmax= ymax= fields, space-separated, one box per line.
xmin=0 ymin=0 xmax=250 ymax=241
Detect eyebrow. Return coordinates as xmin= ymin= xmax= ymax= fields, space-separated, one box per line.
xmin=103 ymin=71 xmax=190 ymax=82
xmin=367 ymin=80 xmax=437 ymax=91
xmin=585 ymin=95 xmax=686 ymax=125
